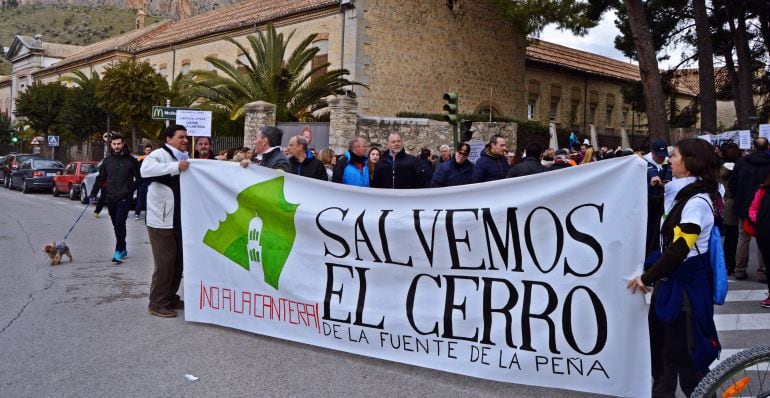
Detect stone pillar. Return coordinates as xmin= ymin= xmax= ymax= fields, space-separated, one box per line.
xmin=549 ymin=122 xmax=559 ymax=149
xmin=620 ymin=126 xmax=631 ymax=150
xmin=589 ymin=124 xmax=599 ymax=151
xmin=243 ymin=101 xmax=276 ymax=148
xmin=328 ymin=95 xmax=359 ymax=154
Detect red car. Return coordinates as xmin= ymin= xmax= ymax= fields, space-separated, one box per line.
xmin=53 ymin=161 xmax=98 ymax=200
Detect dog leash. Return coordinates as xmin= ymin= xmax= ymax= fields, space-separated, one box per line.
xmin=62 ymin=203 xmax=91 ymax=242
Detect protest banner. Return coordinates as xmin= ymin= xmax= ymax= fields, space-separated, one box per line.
xmin=760 ymin=124 xmax=770 ymax=140
xmin=181 ymin=156 xmax=651 ymax=397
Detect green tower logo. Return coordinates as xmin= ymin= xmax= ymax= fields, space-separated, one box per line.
xmin=203 ymin=177 xmax=298 ymax=289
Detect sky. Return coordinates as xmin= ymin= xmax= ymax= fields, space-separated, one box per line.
xmin=539 ymin=11 xmax=690 ymax=70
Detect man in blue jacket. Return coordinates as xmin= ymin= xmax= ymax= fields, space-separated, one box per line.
xmin=431 ymin=143 xmax=474 ymax=187
xmin=332 ymin=136 xmax=370 ymax=187
xmin=472 ymin=134 xmax=509 ymax=183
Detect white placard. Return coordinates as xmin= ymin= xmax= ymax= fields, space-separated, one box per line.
xmin=738 ymin=130 xmax=752 ymax=149
xmin=181 ymin=156 xmax=652 ymax=397
xmin=760 ymin=124 xmax=770 ymax=140
xmin=176 ymin=109 xmax=212 ymax=137
xmin=464 ymin=140 xmax=486 ymax=164
xmin=698 ymin=134 xmax=712 ymax=143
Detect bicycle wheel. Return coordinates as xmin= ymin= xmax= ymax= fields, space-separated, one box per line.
xmin=693 ymin=346 xmax=770 ymax=398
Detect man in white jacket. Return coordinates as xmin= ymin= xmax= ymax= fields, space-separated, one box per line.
xmin=141 ymin=124 xmax=190 ymax=318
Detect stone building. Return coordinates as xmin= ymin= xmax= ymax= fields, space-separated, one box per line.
xmin=1 ymin=0 xmax=700 ymax=148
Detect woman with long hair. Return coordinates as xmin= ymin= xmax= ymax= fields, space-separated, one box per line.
xmin=367 ymin=147 xmax=381 ymax=182
xmin=627 ymin=138 xmax=722 ymax=396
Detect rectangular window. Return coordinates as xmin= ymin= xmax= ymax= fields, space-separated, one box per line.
xmin=605 ymin=106 xmax=614 ymax=126
xmin=181 ymin=63 xmax=191 ymax=75
xmin=159 ymin=67 xmax=168 ymax=78
xmin=588 ymin=104 xmax=597 ymax=125
xmin=311 ymin=54 xmax=328 ymax=82
xmin=549 ymin=100 xmax=559 ymax=121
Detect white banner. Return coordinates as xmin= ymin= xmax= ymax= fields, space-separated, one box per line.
xmin=181 ymin=156 xmax=651 ymax=397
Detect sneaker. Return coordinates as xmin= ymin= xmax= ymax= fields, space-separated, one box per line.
xmin=134 ymin=214 xmax=141 ymax=220
xmin=119 ymin=250 xmax=127 ymax=259
xmin=148 ymin=306 xmax=177 ymax=318
xmin=761 ymin=296 xmax=770 ymax=308
xmin=112 ymin=251 xmax=122 ymax=261
xmin=93 ymin=213 xmax=100 ymax=219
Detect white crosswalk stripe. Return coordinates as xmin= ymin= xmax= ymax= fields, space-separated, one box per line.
xmin=710 ymin=287 xmax=770 ymax=371
xmin=726 ymin=289 xmax=768 ymax=302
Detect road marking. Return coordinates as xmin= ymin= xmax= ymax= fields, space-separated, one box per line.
xmin=715 ymin=313 xmax=770 ymax=331
xmin=726 ymin=289 xmax=768 ymax=302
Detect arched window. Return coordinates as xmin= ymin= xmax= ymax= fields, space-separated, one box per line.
xmin=311 ymin=33 xmax=329 ymax=82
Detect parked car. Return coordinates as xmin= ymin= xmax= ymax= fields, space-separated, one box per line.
xmin=2 ymin=153 xmax=44 ymax=187
xmin=53 ymin=161 xmax=98 ymax=200
xmin=9 ymin=159 xmax=65 ymax=193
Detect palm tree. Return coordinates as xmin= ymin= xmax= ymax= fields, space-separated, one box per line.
xmin=189 ymin=23 xmax=364 ymax=122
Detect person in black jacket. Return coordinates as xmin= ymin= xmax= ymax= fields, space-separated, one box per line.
xmin=287 ymin=135 xmax=328 ymax=181
xmin=372 ymin=132 xmax=422 ymax=189
xmin=472 ymin=134 xmax=509 ymax=183
xmin=89 ymin=133 xmax=140 ymax=263
xmin=507 ymin=142 xmax=548 ymax=178
xmin=729 ymin=137 xmax=770 ymax=281
xmin=431 ymin=143 xmax=474 ymax=187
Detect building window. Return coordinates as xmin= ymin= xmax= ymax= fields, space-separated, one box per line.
xmin=477 ymin=105 xmax=500 ymax=118
xmin=527 ymin=99 xmax=537 ymax=120
xmin=605 ymin=93 xmax=616 ymax=127
xmin=588 ymin=104 xmax=597 ymax=125
xmin=181 ymin=60 xmax=191 ymax=75
xmin=158 ymin=63 xmax=168 ymax=78
xmin=311 ymin=34 xmax=329 ymax=82
xmin=549 ymin=100 xmax=559 ymax=121
xmin=621 ymin=108 xmax=629 ymax=126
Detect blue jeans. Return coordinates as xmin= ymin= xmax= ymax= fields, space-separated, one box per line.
xmin=107 ymin=198 xmax=130 ymax=252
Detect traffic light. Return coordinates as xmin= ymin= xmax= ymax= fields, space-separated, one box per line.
xmin=10 ymin=129 xmax=18 ymax=144
xmin=443 ymin=92 xmax=458 ymax=125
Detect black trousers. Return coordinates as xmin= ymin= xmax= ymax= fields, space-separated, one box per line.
xmin=147 ymin=227 xmax=183 ymax=310
xmin=723 ymin=224 xmax=738 ymax=275
xmin=649 ymin=306 xmax=702 ymax=397
xmin=107 ymin=198 xmax=130 ymax=252
xmin=759 ymin=234 xmax=770 ymax=293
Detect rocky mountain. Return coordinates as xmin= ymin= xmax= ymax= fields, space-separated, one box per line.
xmin=15 ymin=0 xmax=243 ymax=20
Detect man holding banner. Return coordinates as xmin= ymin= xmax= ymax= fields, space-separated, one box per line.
xmin=141 ymin=124 xmax=190 ymax=318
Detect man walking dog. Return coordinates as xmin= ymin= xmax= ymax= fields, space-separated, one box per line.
xmin=89 ymin=132 xmax=140 ymax=263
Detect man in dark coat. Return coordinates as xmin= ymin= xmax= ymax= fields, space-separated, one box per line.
xmin=431 ymin=143 xmax=474 ymax=187
xmin=729 ymin=137 xmax=770 ymax=281
xmin=89 ymin=132 xmax=140 ymax=263
xmin=287 ymin=135 xmax=328 ymax=181
xmin=472 ymin=134 xmax=508 ymax=183
xmin=507 ymin=142 xmax=548 ymax=178
xmin=240 ymin=126 xmax=290 ymax=172
xmin=372 ymin=132 xmax=422 ymax=189
xmin=644 ymin=139 xmax=672 ymax=255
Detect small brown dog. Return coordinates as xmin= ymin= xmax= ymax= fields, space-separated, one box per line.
xmin=43 ymin=242 xmax=73 ymax=266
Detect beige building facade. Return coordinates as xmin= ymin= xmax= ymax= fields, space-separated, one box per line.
xmin=2 ymin=0 xmax=701 ymax=148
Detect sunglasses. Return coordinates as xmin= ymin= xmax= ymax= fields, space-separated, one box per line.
xmin=457 ymin=151 xmax=469 ymax=156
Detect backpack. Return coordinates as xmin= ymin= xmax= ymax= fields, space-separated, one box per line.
xmin=696 ymin=197 xmax=728 ymax=305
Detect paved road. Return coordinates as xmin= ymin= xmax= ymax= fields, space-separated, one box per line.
xmin=0 ymin=186 xmax=768 ymax=397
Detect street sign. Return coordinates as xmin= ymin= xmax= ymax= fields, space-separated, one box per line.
xmin=152 ymin=106 xmax=195 ymax=120
xmin=175 ymin=109 xmax=212 ymax=137
xmin=48 ymin=136 xmax=60 ymax=147
xmin=30 ymin=137 xmax=40 ymax=145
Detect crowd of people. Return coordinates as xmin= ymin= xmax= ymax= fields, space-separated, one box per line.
xmin=90 ymin=123 xmax=770 ymax=396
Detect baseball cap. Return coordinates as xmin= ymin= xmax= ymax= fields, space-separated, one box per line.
xmin=650 ymin=139 xmax=668 ymax=158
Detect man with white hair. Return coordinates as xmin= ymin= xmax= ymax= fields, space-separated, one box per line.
xmin=437 ymin=144 xmax=451 ymax=165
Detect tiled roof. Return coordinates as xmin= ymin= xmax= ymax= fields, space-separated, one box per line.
xmin=34 ymin=21 xmax=173 ymax=74
xmin=41 ymin=42 xmax=84 ymax=59
xmin=526 ymin=39 xmax=641 ymax=82
xmin=136 ymin=0 xmax=340 ymax=51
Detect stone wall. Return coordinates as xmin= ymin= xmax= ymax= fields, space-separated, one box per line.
xmin=355 ymin=116 xmax=517 ymax=155
xmin=353 ymin=0 xmax=527 ymax=120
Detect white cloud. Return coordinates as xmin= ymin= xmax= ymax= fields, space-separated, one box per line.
xmin=538 ymin=11 xmax=690 ymax=69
